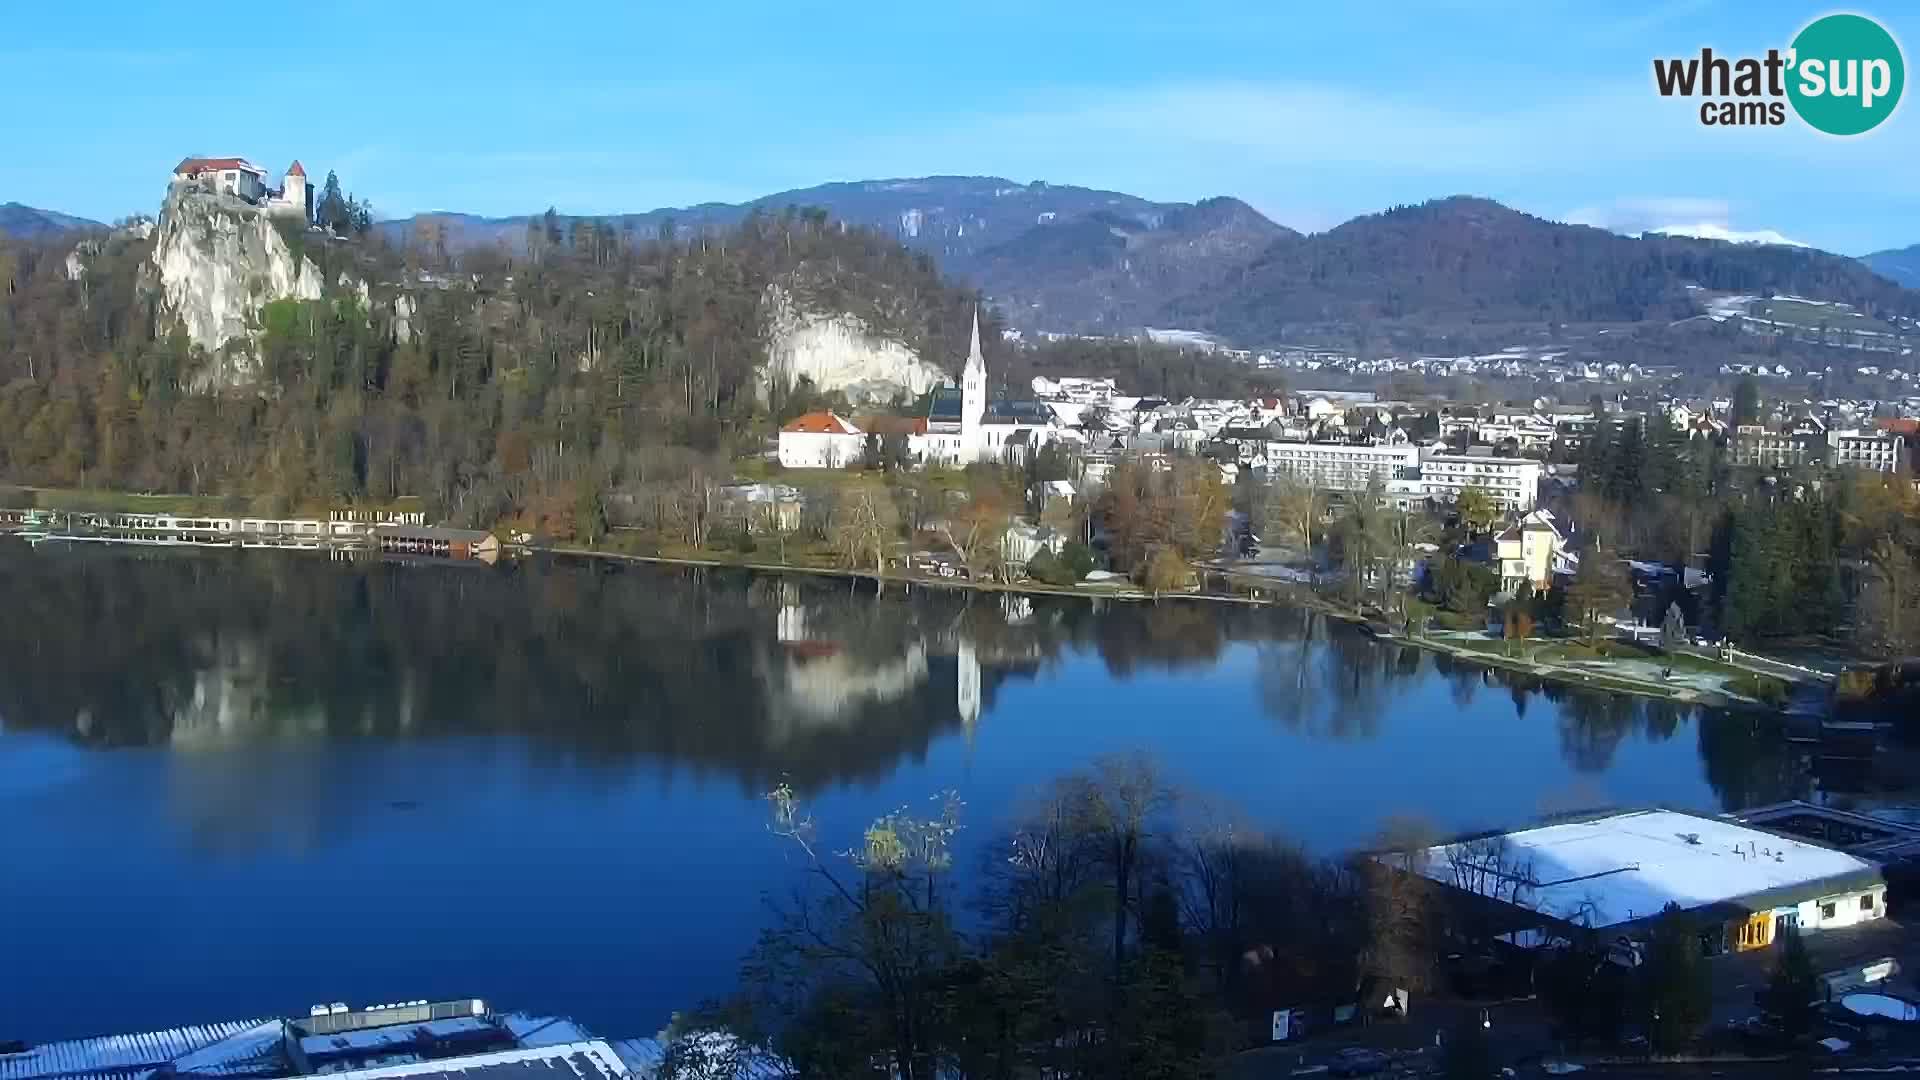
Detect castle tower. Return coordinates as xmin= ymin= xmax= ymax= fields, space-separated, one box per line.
xmin=282 ymin=161 xmax=308 ymax=219
xmin=960 ymin=305 xmax=987 ymax=443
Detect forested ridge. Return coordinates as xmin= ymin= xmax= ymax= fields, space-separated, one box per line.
xmin=1167 ymin=196 xmax=1920 ymax=345
xmin=0 ymin=204 xmax=991 ymax=519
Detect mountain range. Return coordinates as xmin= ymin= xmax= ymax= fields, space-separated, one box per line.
xmin=9 ymin=177 xmax=1917 ymax=348
xmin=0 ymin=202 xmax=103 ymax=239
xmin=1864 ymin=244 xmax=1920 ymax=289
xmin=371 ymin=178 xmax=1918 ymax=344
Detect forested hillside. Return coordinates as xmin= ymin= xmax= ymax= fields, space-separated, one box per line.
xmin=0 ymin=202 xmax=104 ymax=239
xmin=0 ymin=206 xmax=989 ymax=521
xmin=1169 ymin=197 xmax=1919 ymax=347
xmin=960 ymin=196 xmax=1294 ymax=333
xmin=1864 ymin=241 xmax=1920 ymax=289
xmin=379 ymin=176 xmax=1181 ymax=266
xmin=384 ymin=184 xmax=1919 ymax=347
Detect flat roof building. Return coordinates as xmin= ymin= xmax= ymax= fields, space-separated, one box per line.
xmin=1418 ymin=446 xmax=1542 ymax=512
xmin=1405 ymin=808 xmax=1886 ymax=953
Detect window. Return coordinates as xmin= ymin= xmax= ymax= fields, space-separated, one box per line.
xmin=1862 ymin=894 xmax=1876 ymax=911
xmin=1820 ymin=902 xmax=1837 ymax=920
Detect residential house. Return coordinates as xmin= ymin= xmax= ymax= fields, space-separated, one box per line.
xmin=1495 ymin=509 xmax=1568 ymax=592
xmin=778 ymin=411 xmax=865 ymax=469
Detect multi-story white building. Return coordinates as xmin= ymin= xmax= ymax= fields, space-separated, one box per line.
xmin=1419 ymin=447 xmax=1542 ymax=512
xmin=1731 ymin=425 xmax=1818 ymax=470
xmin=1829 ymin=430 xmax=1907 ymax=473
xmin=1261 ymin=440 xmax=1420 ymax=493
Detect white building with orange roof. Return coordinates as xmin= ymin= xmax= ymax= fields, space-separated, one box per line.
xmin=777 ymin=411 xmax=865 ymax=469
xmin=172 ymin=156 xmax=269 ymax=201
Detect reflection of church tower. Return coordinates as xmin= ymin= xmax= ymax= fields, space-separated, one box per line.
xmin=961 ymin=306 xmax=987 ymax=448
xmin=957 ymin=636 xmax=981 ymax=748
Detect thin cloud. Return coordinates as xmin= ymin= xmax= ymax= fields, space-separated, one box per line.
xmin=1563 ymin=197 xmax=1807 ymax=248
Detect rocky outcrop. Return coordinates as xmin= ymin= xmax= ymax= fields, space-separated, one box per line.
xmin=760 ymin=285 xmax=950 ymax=405
xmin=150 ymin=184 xmax=324 ymax=386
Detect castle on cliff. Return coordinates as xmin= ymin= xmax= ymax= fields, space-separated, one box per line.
xmin=171 ymin=157 xmax=310 ymax=219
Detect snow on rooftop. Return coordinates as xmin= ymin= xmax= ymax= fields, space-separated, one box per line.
xmin=0 ymin=1019 xmax=278 ymax=1080
xmin=1409 ymin=810 xmax=1876 ymax=930
xmin=322 ymin=1041 xmax=628 ymax=1080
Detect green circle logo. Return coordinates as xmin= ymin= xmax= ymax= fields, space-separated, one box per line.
xmin=1787 ymin=13 xmax=1904 ymax=135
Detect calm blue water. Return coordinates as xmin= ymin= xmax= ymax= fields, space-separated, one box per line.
xmin=0 ymin=544 xmax=1805 ymax=1042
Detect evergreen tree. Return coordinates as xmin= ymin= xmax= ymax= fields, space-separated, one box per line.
xmin=1660 ymin=602 xmax=1687 ymax=651
xmin=316 ymin=171 xmax=350 ymax=234
xmin=1640 ymin=904 xmax=1710 ymax=1055
xmin=1756 ymin=926 xmax=1818 ymax=1045
xmin=1731 ymin=376 xmax=1761 ymax=427
xmin=1566 ymin=548 xmax=1632 ymax=646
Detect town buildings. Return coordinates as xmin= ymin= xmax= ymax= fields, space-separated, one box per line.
xmin=1732 ymin=421 xmax=1910 ymax=473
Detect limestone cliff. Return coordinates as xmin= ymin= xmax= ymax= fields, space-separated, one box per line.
xmin=760 ymin=285 xmax=950 ymax=405
xmin=150 ymin=184 xmax=324 ymax=385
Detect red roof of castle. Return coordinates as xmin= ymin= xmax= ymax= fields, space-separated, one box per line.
xmin=174 ymin=156 xmax=264 ymax=177
xmin=286 ymin=160 xmax=306 ymax=177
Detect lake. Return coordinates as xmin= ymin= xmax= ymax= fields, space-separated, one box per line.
xmin=0 ymin=543 xmax=1808 ymax=1043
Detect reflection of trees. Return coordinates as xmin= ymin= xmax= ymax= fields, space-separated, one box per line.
xmin=0 ymin=545 xmax=1820 ymax=812
xmin=1089 ymin=601 xmax=1228 ymax=676
xmin=1431 ymin=653 xmax=1480 ymax=710
xmin=1697 ymin=712 xmax=1810 ymax=810
xmin=1254 ymin=613 xmax=1404 ymax=741
xmin=1555 ymin=688 xmax=1641 ymax=773
xmin=1548 ymin=693 xmax=1688 ymax=774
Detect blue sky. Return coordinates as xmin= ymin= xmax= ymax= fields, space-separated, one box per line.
xmin=6 ymin=1 xmax=1916 ymax=254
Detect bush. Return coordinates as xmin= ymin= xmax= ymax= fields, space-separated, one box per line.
xmin=1060 ymin=541 xmax=1097 ymax=578
xmin=1027 ymin=550 xmax=1077 ymax=587
xmin=1139 ymin=548 xmax=1191 ymax=594
xmin=0 ymin=486 xmax=33 ymax=509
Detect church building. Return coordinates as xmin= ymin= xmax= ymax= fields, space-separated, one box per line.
xmin=911 ymin=309 xmax=1075 ymax=468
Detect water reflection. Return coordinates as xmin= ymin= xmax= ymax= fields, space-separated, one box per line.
xmin=0 ymin=542 xmax=1836 ymax=1045
xmin=0 ymin=542 xmax=1814 ymax=814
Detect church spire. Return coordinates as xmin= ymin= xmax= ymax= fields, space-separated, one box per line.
xmin=960 ymin=304 xmax=986 ymax=436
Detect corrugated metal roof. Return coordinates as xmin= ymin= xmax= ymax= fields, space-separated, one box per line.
xmin=0 ymin=1019 xmax=275 ymax=1080
xmin=167 ymin=1020 xmax=287 ymax=1074
xmin=318 ymin=1041 xmax=627 ymax=1080
xmin=496 ymin=1017 xmax=590 ymax=1051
